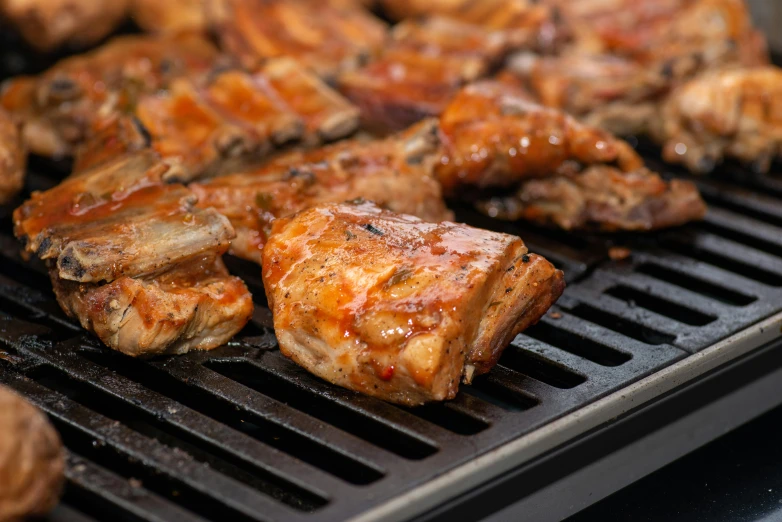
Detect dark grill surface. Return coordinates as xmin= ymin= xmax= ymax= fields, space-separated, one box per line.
xmin=2 ymin=41 xmax=782 ymax=522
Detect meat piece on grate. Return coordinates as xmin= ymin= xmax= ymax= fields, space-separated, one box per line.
xmin=192 ymin=119 xmax=452 ymax=264
xmin=0 ymin=109 xmax=25 ymax=205
xmin=207 ymin=0 xmax=387 ymax=82
xmin=651 ymin=66 xmax=782 ymax=174
xmin=0 ymin=34 xmax=219 ymax=157
xmin=0 ymin=384 xmax=64 ymax=521
xmin=263 ymin=200 xmax=565 ymax=405
xmin=436 ymin=80 xmax=707 ymax=230
xmin=13 ymin=150 xmax=253 ymax=356
xmin=0 ymin=0 xmax=129 ymax=52
xmin=130 ymin=0 xmax=207 ymax=35
xmin=73 ymin=59 xmax=359 ymax=181
xmin=338 ymin=17 xmax=510 ymax=132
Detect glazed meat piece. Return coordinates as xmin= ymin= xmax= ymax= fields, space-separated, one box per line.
xmin=651 ymin=66 xmax=782 ymax=173
xmin=506 ymin=52 xmax=669 ymax=136
xmin=130 ymin=0 xmax=207 ymax=34
xmin=14 ymin=150 xmax=253 ymax=356
xmin=75 ymin=59 xmax=359 ymax=181
xmin=0 ymin=34 xmax=219 ymax=157
xmin=263 ymin=200 xmax=565 ymax=405
xmin=436 ymin=80 xmax=643 ymax=194
xmin=0 ymin=0 xmax=129 ymax=52
xmin=378 ymin=0 xmax=564 ymax=51
xmin=0 ymin=110 xmax=25 ymax=205
xmin=207 ymin=0 xmax=386 ymax=81
xmin=338 ymin=17 xmax=509 ymax=132
xmin=0 ymin=385 xmax=64 ymax=521
xmin=192 ymin=119 xmax=452 ymax=264
xmin=437 ymin=81 xmax=707 ymax=230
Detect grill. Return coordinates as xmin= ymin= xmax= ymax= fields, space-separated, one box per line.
xmin=2 ymin=35 xmax=782 ymax=522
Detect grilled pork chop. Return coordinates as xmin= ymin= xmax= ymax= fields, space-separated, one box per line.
xmin=0 ymin=0 xmax=129 ymax=52
xmin=262 ymin=200 xmax=565 ymax=405
xmin=206 ymin=0 xmax=387 ymax=81
xmin=73 ymin=58 xmax=359 ymax=181
xmin=0 ymin=34 xmax=219 ymax=157
xmin=191 ymin=119 xmax=453 ymax=264
xmin=437 ymin=81 xmax=707 ymax=230
xmin=651 ymin=66 xmax=782 ymax=173
xmin=0 ymin=109 xmax=25 ymax=205
xmin=13 ymin=150 xmax=253 ymax=356
xmin=338 ymin=16 xmax=510 ymax=132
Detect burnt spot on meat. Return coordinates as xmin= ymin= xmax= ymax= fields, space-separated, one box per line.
xmin=59 ymin=255 xmax=86 ymax=280
xmin=362 ymin=223 xmax=385 ymax=236
xmin=131 ymin=116 xmax=153 ymax=148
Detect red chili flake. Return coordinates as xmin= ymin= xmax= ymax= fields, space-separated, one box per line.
xmin=379 ymin=365 xmax=395 ymax=381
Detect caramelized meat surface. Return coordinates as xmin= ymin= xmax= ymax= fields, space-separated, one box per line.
xmin=192 ymin=119 xmax=453 ymax=264
xmin=339 ymin=17 xmax=509 ymax=132
xmin=75 ymin=59 xmax=359 ymax=181
xmin=652 ymin=66 xmax=782 ymax=173
xmin=0 ymin=385 xmax=64 ymax=521
xmin=0 ymin=34 xmax=219 ymax=157
xmin=130 ymin=0 xmax=207 ymax=34
xmin=0 ymin=0 xmax=129 ymax=52
xmin=207 ymin=0 xmax=386 ymax=81
xmin=262 ymin=201 xmax=564 ymax=405
xmin=0 ymin=109 xmax=25 ymax=205
xmin=437 ymin=81 xmax=707 ymax=230
xmin=13 ymin=150 xmax=252 ymax=356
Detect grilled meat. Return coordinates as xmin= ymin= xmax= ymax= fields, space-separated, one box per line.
xmin=74 ymin=59 xmax=359 ymax=181
xmin=338 ymin=17 xmax=510 ymax=132
xmin=262 ymin=200 xmax=565 ymax=405
xmin=0 ymin=384 xmax=64 ymax=522
xmin=207 ymin=0 xmax=386 ymax=81
xmin=130 ymin=0 xmax=207 ymax=34
xmin=651 ymin=66 xmax=782 ymax=174
xmin=0 ymin=109 xmax=25 ymax=205
xmin=437 ymin=81 xmax=707 ymax=230
xmin=0 ymin=34 xmax=218 ymax=157
xmin=378 ymin=0 xmax=564 ymax=52
xmin=13 ymin=150 xmax=253 ymax=356
xmin=0 ymin=0 xmax=129 ymax=52
xmin=192 ymin=119 xmax=453 ymax=264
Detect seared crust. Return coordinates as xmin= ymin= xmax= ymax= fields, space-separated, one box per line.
xmin=262 ymin=201 xmax=564 ymax=405
xmin=130 ymin=0 xmax=207 ymax=34
xmin=0 ymin=109 xmax=25 ymax=205
xmin=0 ymin=384 xmax=64 ymax=521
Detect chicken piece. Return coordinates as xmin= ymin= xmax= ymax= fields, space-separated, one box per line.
xmin=0 ymin=0 xmax=129 ymax=52
xmin=14 ymin=150 xmax=253 ymax=356
xmin=51 ymin=256 xmax=253 ymax=357
xmin=505 ymin=52 xmax=669 ymax=136
xmin=477 ymin=166 xmax=707 ymax=231
xmin=0 ymin=109 xmax=25 ymax=205
xmin=262 ymin=200 xmax=565 ymax=405
xmin=74 ymin=59 xmax=359 ymax=181
xmin=0 ymin=385 xmax=64 ymax=521
xmin=0 ymin=34 xmax=219 ymax=157
xmin=436 ymin=80 xmax=644 ymax=195
xmin=379 ymin=0 xmax=565 ymax=52
xmin=651 ymin=66 xmax=782 ymax=174
xmin=131 ymin=0 xmax=207 ymax=35
xmin=438 ymin=81 xmax=707 ymax=230
xmin=338 ymin=17 xmax=509 ymax=132
xmin=192 ymin=119 xmax=453 ymax=264
xmin=207 ymin=0 xmax=387 ymax=81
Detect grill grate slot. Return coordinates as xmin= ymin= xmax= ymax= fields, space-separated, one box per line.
xmin=604 ymin=285 xmax=716 ymax=327
xmin=697 ymin=221 xmax=782 ymax=260
xmin=566 ymin=304 xmax=676 ymax=346
xmin=634 ymin=263 xmax=757 ymax=306
xmin=498 ymin=347 xmax=587 ymax=389
xmin=523 ymin=319 xmax=632 ymax=367
xmin=399 ymin=403 xmax=489 ymax=435
xmin=205 ymin=359 xmax=439 ymax=460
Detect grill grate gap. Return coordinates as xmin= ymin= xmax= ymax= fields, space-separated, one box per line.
xmin=466 ymin=377 xmax=540 ymax=411
xmin=635 ymin=263 xmax=757 ymax=306
xmin=696 ymin=221 xmax=782 ymax=260
xmin=399 ymin=403 xmax=489 ymax=435
xmin=566 ymin=304 xmax=676 ymax=345
xmin=498 ymin=347 xmax=586 ymax=389
xmin=604 ymin=285 xmax=717 ymax=327
xmin=523 ymin=321 xmax=632 ymax=367
xmin=704 ymin=195 xmax=782 ymax=229
xmin=205 ymin=360 xmax=439 ymax=460
xmin=61 ymin=481 xmax=150 ymax=522
xmin=661 ymin=239 xmax=782 ymax=287
xmin=30 ymin=363 xmax=328 ymax=512
xmin=77 ymin=350 xmax=380 ymax=486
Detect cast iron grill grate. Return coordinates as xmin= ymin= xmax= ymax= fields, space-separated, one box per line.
xmin=2 ymin=40 xmax=782 ymax=522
